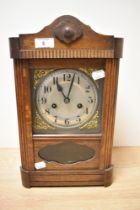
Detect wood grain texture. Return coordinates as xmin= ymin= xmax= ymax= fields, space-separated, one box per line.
xmin=9 ymin=15 xmax=123 ymax=59
xmin=0 ymin=147 xmax=140 ymax=210
xmin=100 ymin=59 xmax=120 ymax=169
xmin=10 ymin=16 xmax=123 ymax=187
xmin=34 ymin=139 xmax=100 ymax=170
xmin=14 ymin=60 xmax=34 ymax=170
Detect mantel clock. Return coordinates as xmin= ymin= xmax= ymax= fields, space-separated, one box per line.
xmin=9 ymin=15 xmax=123 ymax=187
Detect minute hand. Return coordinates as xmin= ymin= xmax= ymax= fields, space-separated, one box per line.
xmin=67 ymin=73 xmax=76 ymax=98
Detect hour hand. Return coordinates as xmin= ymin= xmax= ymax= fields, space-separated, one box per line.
xmin=56 ymin=79 xmax=67 ymax=99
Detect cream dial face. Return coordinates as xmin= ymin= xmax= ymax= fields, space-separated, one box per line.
xmin=36 ymin=69 xmax=98 ymax=129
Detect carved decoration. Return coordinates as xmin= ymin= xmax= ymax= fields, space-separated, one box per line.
xmin=54 ymin=16 xmax=83 ymax=43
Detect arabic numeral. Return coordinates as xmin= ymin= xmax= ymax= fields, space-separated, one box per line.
xmin=54 ymin=116 xmax=57 ymax=123
xmin=77 ymin=76 xmax=80 ymax=84
xmin=86 ymin=107 xmax=89 ymax=114
xmin=53 ymin=77 xmax=58 ymax=85
xmin=44 ymin=86 xmax=52 ymax=93
xmin=65 ymin=119 xmax=70 ymax=126
xmin=64 ymin=74 xmax=71 ymax=81
xmin=88 ymin=96 xmax=94 ymax=103
xmin=85 ymin=85 xmax=91 ymax=93
xmin=76 ymin=116 xmax=81 ymax=122
xmin=41 ymin=97 xmax=47 ymax=104
xmin=45 ymin=109 xmax=50 ymax=114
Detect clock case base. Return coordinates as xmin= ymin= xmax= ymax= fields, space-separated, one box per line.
xmin=20 ymin=165 xmax=113 ymax=188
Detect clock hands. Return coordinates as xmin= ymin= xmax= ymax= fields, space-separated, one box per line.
xmin=56 ymin=73 xmax=75 ymax=104
xmin=67 ymin=73 xmax=76 ymax=99
xmin=56 ymin=79 xmax=69 ymax=103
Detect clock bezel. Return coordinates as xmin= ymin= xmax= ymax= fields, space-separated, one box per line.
xmin=31 ymin=65 xmax=104 ymax=135
xmin=35 ymin=68 xmax=99 ymax=130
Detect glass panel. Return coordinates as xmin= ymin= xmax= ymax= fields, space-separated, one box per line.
xmin=31 ymin=68 xmax=104 ymax=134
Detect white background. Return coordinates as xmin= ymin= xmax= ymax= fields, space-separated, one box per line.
xmin=0 ymin=0 xmax=140 ymax=147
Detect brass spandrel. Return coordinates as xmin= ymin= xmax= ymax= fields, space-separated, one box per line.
xmin=80 ymin=111 xmax=99 ymax=129
xmin=33 ymin=111 xmax=55 ymax=130
xmin=34 ymin=69 xmax=53 ymax=89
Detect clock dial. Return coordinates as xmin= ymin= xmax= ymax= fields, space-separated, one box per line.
xmin=36 ymin=69 xmax=98 ymax=129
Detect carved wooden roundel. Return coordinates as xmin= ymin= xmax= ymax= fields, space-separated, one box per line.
xmin=54 ymin=16 xmax=83 ymax=43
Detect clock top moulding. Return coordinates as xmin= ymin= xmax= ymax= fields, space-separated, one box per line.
xmin=10 ymin=15 xmax=123 ymax=59
xmin=9 ymin=15 xmax=123 ymax=187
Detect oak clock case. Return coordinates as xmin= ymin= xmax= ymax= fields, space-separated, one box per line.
xmin=9 ymin=15 xmax=123 ymax=187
